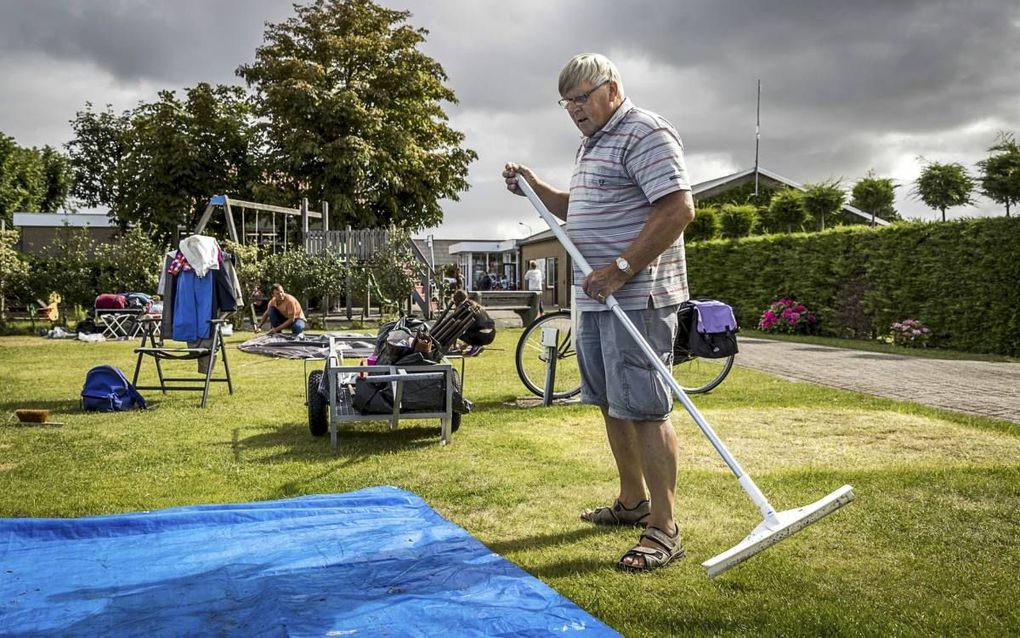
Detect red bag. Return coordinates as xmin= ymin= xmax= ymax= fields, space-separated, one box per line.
xmin=95 ymin=293 xmax=128 ymax=309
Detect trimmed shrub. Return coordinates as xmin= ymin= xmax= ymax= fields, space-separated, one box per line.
xmin=686 ymin=205 xmax=719 ymax=242
xmin=719 ymin=204 xmax=757 ymax=239
xmin=685 ymin=217 xmax=1020 ymax=355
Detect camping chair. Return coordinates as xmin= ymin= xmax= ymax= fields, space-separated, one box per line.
xmin=131 ymin=317 xmax=234 ymax=407
xmin=97 ymin=310 xmax=143 ymax=338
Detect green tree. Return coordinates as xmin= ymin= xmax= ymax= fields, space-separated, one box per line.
xmin=914 ymin=160 xmax=974 ymax=222
xmin=262 ymin=249 xmax=318 ymax=303
xmin=0 ymin=133 xmax=47 ymax=226
xmin=94 ymin=227 xmax=163 ymax=295
xmin=39 ymin=146 xmax=72 ymax=213
xmin=0 ymin=229 xmax=30 ymax=325
xmin=850 ymin=171 xmax=899 ymax=225
xmin=768 ymin=189 xmax=808 ymax=233
xmin=719 ymin=203 xmax=757 ymax=239
xmin=976 ymin=132 xmax=1020 ymax=217
xmin=66 ymin=104 xmax=130 ymax=210
xmin=685 ymin=204 xmax=719 ymax=242
xmin=802 ymin=180 xmax=845 ymax=231
xmin=67 ymin=85 xmax=258 ymax=244
xmin=29 ymin=226 xmax=98 ymax=317
xmin=237 ymin=0 xmax=477 ymax=231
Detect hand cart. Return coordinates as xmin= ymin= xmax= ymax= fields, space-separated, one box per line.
xmin=306 ymin=335 xmax=465 ymax=452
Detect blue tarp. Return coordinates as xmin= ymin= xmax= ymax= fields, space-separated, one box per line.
xmin=0 ymin=487 xmax=617 ymax=637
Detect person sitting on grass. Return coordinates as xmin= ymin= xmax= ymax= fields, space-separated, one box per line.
xmin=257 ymin=283 xmax=306 ymax=336
xmin=452 ymin=289 xmax=495 ymax=356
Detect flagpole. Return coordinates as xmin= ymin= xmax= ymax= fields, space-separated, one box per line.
xmin=754 ymin=79 xmax=761 ymax=200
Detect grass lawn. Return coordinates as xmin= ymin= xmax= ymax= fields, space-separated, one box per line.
xmin=1 ymin=328 xmax=1018 ymax=636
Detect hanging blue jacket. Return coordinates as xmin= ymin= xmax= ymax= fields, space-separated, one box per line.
xmin=173 ymin=270 xmax=214 ymax=342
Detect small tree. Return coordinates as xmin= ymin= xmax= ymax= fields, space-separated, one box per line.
xmin=718 ymin=204 xmax=757 ymax=239
xmin=802 ymin=180 xmax=845 ymax=231
xmin=262 ymin=249 xmax=318 ymax=304
xmin=976 ymin=132 xmax=1020 ymax=217
xmin=366 ymin=229 xmax=417 ymax=304
xmin=0 ymin=229 xmax=30 ymax=326
xmin=914 ymin=160 xmax=974 ymax=222
xmin=306 ymin=252 xmax=348 ymax=323
xmin=769 ymin=189 xmax=808 ymax=233
xmin=94 ymin=227 xmax=164 ymax=295
xmin=30 ymin=226 xmax=98 ymax=319
xmin=851 ymin=171 xmax=899 ymax=225
xmin=685 ymin=204 xmax=719 ymax=242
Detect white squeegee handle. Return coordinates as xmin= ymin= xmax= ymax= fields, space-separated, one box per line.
xmin=516 ymin=175 xmax=779 ymax=523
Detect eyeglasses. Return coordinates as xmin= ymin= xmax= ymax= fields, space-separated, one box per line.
xmin=558 ymin=80 xmax=609 ymax=108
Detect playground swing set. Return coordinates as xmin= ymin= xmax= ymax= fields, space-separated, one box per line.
xmin=194 ymin=194 xmax=438 ymax=325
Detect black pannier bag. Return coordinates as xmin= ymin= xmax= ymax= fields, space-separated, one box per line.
xmin=675 ymin=300 xmax=739 ymax=359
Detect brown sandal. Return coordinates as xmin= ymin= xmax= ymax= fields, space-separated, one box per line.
xmin=580 ymin=499 xmax=650 ymax=526
xmin=617 ymin=524 xmax=685 ymax=573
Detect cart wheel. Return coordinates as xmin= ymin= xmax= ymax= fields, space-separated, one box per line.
xmin=308 ymin=370 xmax=328 ymax=437
xmin=451 ymin=412 xmax=461 ymax=433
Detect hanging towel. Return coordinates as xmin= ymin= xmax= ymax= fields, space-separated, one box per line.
xmin=178 ymin=235 xmax=221 ymax=278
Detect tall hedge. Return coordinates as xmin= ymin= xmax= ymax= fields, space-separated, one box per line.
xmin=686 ymin=217 xmax=1020 ymax=355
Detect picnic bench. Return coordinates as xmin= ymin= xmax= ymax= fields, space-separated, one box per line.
xmin=468 ymin=290 xmax=540 ymax=326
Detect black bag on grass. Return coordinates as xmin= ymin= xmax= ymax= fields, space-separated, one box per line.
xmin=675 ymin=300 xmax=739 ymax=359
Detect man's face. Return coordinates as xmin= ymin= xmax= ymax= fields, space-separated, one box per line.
xmin=563 ymin=80 xmax=617 ymax=137
xmin=272 ymin=288 xmax=285 ymax=302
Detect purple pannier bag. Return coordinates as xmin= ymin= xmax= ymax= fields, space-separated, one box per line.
xmin=676 ymin=300 xmax=739 ymax=359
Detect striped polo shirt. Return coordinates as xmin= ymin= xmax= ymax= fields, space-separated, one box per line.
xmin=568 ymin=97 xmax=691 ymax=312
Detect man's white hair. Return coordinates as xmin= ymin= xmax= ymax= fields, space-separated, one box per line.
xmin=558 ymin=53 xmax=625 ymax=98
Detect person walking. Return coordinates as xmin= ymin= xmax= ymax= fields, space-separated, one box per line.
xmin=503 ymin=53 xmax=695 ymax=572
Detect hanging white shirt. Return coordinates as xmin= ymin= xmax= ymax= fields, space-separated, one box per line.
xmin=179 ymin=235 xmax=221 ymax=278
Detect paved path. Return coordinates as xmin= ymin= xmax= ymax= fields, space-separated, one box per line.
xmin=735 ymin=337 xmax=1020 ymax=424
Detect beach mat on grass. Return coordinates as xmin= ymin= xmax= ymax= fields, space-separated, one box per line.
xmin=0 ymin=486 xmax=617 ymax=637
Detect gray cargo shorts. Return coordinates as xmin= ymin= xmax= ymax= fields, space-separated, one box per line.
xmin=576 ymin=302 xmax=679 ymax=421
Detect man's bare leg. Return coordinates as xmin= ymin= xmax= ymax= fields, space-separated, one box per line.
xmin=621 ymin=417 xmax=679 ymax=568
xmin=602 ymin=408 xmax=647 ymax=507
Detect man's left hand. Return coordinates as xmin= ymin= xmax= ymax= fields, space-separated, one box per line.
xmin=582 ymin=265 xmax=629 ymax=304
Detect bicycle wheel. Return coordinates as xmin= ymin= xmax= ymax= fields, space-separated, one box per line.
xmin=672 ymin=352 xmax=735 ymax=394
xmin=515 ymin=310 xmax=582 ymax=399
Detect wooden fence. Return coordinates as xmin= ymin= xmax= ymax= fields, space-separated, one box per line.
xmin=304 ymin=228 xmax=393 ymax=260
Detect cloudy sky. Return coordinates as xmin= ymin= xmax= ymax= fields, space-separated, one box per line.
xmin=2 ymin=0 xmax=1018 ymax=239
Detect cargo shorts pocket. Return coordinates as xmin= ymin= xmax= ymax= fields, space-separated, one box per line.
xmin=614 ymin=351 xmax=673 ymax=421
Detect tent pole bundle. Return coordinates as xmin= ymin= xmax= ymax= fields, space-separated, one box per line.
xmin=515 ymin=175 xmax=855 ymax=578
xmin=430 ymin=301 xmax=479 ymax=353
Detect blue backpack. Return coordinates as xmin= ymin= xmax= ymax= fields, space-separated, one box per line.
xmin=81 ymin=365 xmax=147 ymax=412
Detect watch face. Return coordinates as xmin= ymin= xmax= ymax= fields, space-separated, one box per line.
xmin=616 ymin=257 xmax=630 ymax=271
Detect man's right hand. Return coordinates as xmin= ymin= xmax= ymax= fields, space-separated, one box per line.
xmin=503 ymin=163 xmax=535 ymax=197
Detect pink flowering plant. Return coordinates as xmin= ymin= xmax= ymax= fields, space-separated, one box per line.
xmin=888 ymin=319 xmax=932 ymax=347
xmin=758 ymin=297 xmax=818 ymax=334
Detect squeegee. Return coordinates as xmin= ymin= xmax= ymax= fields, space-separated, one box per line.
xmin=515 ymin=175 xmax=854 ymax=578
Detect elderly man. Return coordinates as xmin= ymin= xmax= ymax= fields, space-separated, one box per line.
xmin=503 ymin=53 xmax=695 ymax=572
xmin=257 ymin=283 xmax=306 ymax=336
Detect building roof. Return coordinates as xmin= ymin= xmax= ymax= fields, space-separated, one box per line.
xmin=448 ymin=239 xmax=518 ymax=254
xmin=12 ymin=212 xmax=117 ymax=228
xmin=692 ymin=167 xmax=890 ymax=226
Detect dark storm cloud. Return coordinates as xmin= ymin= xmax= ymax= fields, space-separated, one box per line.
xmin=0 ymin=0 xmax=291 ymax=86
xmin=1 ymin=0 xmax=1017 ymax=233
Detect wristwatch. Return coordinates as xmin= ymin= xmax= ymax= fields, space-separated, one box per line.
xmin=615 ymin=256 xmax=634 ymax=276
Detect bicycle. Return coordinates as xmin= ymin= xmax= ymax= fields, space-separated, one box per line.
xmin=515 ymin=308 xmax=736 ymax=399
